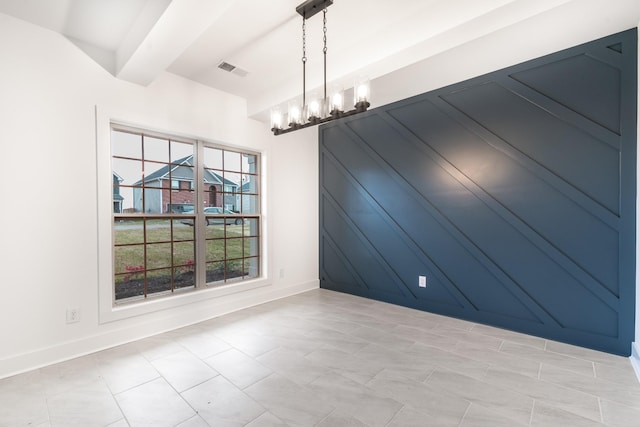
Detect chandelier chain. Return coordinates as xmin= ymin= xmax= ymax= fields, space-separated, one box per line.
xmin=323 ymin=8 xmax=327 ymax=100
xmin=323 ymin=9 xmax=327 ymax=54
xmin=302 ymin=17 xmax=307 ymax=63
xmin=302 ymin=15 xmax=307 ymax=108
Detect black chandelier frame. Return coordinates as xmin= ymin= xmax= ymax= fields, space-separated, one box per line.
xmin=271 ymin=0 xmax=370 ymax=136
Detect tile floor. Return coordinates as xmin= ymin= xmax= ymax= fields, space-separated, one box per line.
xmin=2 ymin=289 xmax=640 ymax=426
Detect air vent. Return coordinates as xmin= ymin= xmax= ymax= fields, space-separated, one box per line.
xmin=218 ymin=61 xmax=236 ymax=72
xmin=217 ymin=61 xmax=248 ymax=78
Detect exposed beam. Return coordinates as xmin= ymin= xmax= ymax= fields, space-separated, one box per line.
xmin=116 ymin=0 xmax=237 ymax=86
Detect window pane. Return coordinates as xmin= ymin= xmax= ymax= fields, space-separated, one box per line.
xmin=143 ymin=188 xmax=163 ymax=214
xmin=169 ymin=189 xmax=194 ymax=213
xmin=245 ymin=237 xmax=259 ymax=258
xmin=206 ymin=261 xmax=225 ymax=284
xmin=114 ymin=245 xmax=144 ymax=275
xmin=112 ymin=130 xmax=141 ymax=159
xmin=225 ymin=238 xmax=243 ymax=259
xmin=112 ymin=158 xmax=143 ymax=185
xmin=241 ymin=175 xmax=258 ymax=194
xmin=224 ymin=172 xmax=241 ymax=191
xmin=224 ymin=150 xmax=241 ymax=172
xmin=112 ymin=158 xmax=143 ymax=213
xmin=242 ymin=153 xmax=257 ymax=174
xmin=173 ymin=219 xmax=194 ymax=241
xmin=174 ymin=266 xmax=195 ymax=290
xmin=171 ymin=141 xmax=193 ymax=163
xmin=168 ymin=201 xmax=194 ymax=214
xmin=204 ymin=182 xmax=221 ymax=208
xmin=240 ymin=195 xmax=259 ymax=214
xmin=225 ymin=260 xmax=243 ymax=280
xmin=171 ymin=164 xmax=194 ymax=184
xmin=146 ymin=219 xmax=171 ymax=243
xmin=203 ymin=147 xmax=223 ymax=169
xmin=243 ymin=218 xmax=259 ymax=237
xmin=206 ymin=239 xmax=225 ymax=262
xmin=245 ymin=257 xmax=259 ymax=279
xmin=173 ymin=241 xmax=195 ymax=266
xmin=115 ymin=273 xmax=145 ymax=300
xmin=147 ymin=268 xmax=172 ymax=295
xmin=205 ymin=225 xmax=225 ymax=239
xmin=114 ymin=219 xmax=144 ymax=245
xmin=146 ymin=243 xmax=171 ymax=269
xmin=144 ymin=136 xmax=169 ymax=163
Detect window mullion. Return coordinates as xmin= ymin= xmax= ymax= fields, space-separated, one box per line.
xmin=194 ymin=140 xmax=206 ymax=288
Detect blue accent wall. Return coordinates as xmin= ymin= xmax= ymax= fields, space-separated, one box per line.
xmin=319 ymin=29 xmax=637 ymax=356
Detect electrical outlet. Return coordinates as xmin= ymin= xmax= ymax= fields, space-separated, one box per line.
xmin=279 ymin=268 xmax=285 ymax=278
xmin=66 ymin=308 xmax=80 ymax=324
xmin=419 ymin=275 xmax=427 ymax=288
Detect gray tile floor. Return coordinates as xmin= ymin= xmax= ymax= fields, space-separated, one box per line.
xmin=2 ymin=289 xmax=640 ymax=426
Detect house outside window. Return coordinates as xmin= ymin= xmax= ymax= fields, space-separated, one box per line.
xmin=111 ymin=125 xmax=261 ymax=303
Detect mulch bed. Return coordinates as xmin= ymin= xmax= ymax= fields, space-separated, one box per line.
xmin=115 ymin=269 xmax=244 ymax=300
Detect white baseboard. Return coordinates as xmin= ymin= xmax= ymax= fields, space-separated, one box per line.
xmin=631 ymin=342 xmax=640 ymax=385
xmin=0 ymin=279 xmax=318 ymax=380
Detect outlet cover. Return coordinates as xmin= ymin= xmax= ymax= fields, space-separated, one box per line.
xmin=419 ymin=276 xmax=427 ymax=288
xmin=66 ymin=308 xmax=80 ymax=324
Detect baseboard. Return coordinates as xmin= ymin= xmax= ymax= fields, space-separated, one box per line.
xmin=0 ymin=279 xmax=319 ymax=380
xmin=631 ymin=342 xmax=640 ymax=384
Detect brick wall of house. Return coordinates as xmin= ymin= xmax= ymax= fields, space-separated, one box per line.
xmin=160 ymin=179 xmax=223 ymax=212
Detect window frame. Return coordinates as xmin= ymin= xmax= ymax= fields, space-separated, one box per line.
xmin=96 ymin=113 xmax=269 ymax=324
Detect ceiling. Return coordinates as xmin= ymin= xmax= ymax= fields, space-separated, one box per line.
xmin=1 ymin=0 xmax=639 ymax=121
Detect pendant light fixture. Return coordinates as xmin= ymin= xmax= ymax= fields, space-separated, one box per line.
xmin=270 ymin=0 xmax=371 ymax=135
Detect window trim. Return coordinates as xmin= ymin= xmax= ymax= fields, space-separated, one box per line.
xmin=96 ymin=109 xmax=270 ymax=324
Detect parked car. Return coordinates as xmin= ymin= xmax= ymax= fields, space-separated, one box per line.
xmin=180 ymin=207 xmax=243 ymax=226
xmin=204 ymin=207 xmax=243 ymax=225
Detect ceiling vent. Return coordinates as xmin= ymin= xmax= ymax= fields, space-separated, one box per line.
xmin=217 ymin=61 xmax=248 ymax=77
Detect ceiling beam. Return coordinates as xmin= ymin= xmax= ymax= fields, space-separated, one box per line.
xmin=116 ymin=0 xmax=237 ymax=86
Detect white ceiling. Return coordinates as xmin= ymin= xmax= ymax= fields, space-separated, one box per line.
xmin=0 ymin=0 xmax=639 ymax=121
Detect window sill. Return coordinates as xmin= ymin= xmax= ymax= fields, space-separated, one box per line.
xmin=99 ymin=277 xmax=271 ymax=324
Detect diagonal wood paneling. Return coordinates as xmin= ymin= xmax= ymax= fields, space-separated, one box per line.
xmin=319 ymin=29 xmax=637 ymax=355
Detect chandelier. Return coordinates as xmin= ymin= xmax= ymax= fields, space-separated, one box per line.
xmin=270 ymin=0 xmax=371 ymax=135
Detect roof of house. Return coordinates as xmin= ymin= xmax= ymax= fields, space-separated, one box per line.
xmin=133 ymin=155 xmax=238 ymax=187
xmin=113 ymin=172 xmax=124 ymax=183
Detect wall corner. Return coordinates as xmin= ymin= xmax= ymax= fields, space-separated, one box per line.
xmin=631 ymin=342 xmax=640 ymax=384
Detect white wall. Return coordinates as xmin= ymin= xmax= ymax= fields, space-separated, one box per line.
xmin=0 ymin=13 xmax=318 ymax=379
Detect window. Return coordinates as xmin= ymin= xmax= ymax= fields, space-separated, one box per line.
xmin=111 ymin=125 xmax=261 ymax=304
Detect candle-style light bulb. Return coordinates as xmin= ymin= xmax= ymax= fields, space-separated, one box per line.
xmin=270 ymin=109 xmax=283 ymax=131
xmin=288 ymin=102 xmax=302 ymax=126
xmin=354 ymin=78 xmax=370 ymax=111
xmin=330 ymin=88 xmax=344 ymax=116
xmin=308 ymin=99 xmax=321 ymax=121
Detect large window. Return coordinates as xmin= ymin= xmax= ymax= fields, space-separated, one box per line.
xmin=111 ymin=125 xmax=260 ymax=303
